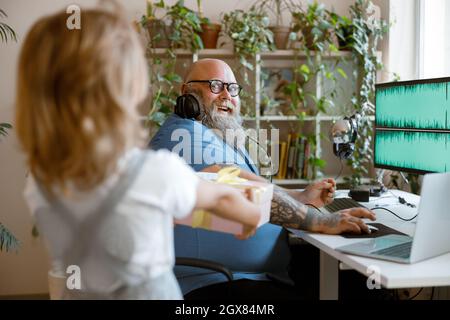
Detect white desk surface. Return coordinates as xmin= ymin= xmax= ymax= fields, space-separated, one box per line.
xmin=288 ymin=189 xmax=450 ymax=289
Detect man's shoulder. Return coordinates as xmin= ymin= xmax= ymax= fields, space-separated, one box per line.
xmin=150 ymin=114 xmax=222 ymax=150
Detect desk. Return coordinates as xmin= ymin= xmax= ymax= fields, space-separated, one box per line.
xmin=288 ymin=189 xmax=450 ymax=299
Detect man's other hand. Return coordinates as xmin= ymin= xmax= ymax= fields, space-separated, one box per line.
xmin=301 ymin=178 xmax=336 ymax=208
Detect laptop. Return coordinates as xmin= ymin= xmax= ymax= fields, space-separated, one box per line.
xmin=336 ymin=172 xmax=450 ymax=264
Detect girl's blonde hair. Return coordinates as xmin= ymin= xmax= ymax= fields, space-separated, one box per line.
xmin=16 ymin=8 xmax=148 ymax=193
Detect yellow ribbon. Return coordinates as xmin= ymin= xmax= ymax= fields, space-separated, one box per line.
xmin=216 ymin=166 xmax=247 ymax=184
xmin=191 ymin=166 xmax=266 ymax=229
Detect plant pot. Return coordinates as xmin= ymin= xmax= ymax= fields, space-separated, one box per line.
xmin=301 ymin=26 xmax=331 ymax=51
xmin=147 ymin=19 xmax=172 ymax=48
xmin=269 ymin=26 xmax=291 ymax=50
xmin=200 ymin=23 xmax=221 ymax=49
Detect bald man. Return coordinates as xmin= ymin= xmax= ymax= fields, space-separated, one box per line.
xmin=150 ymin=59 xmax=376 ymax=298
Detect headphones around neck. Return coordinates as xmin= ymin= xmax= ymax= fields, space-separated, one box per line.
xmin=174 ymin=94 xmax=201 ymax=119
xmin=331 ymin=115 xmax=358 ymax=160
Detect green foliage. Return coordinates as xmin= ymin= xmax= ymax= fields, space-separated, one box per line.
xmin=344 ymin=0 xmax=389 ymax=187
xmin=251 ymin=0 xmax=300 ymax=26
xmin=142 ymin=1 xmax=205 ymax=127
xmin=1 ymin=9 xmax=19 ymax=252
xmin=291 ymin=1 xmax=333 ymax=52
xmin=0 ymin=223 xmax=20 ymax=253
xmin=0 ymin=122 xmax=12 ymax=139
xmin=328 ymin=12 xmax=354 ymax=50
xmin=222 ymin=9 xmax=274 ymax=77
xmin=286 ymin=1 xmax=349 ymax=180
xmin=0 ymin=9 xmax=17 ymax=43
xmin=222 ymin=9 xmax=275 ymax=115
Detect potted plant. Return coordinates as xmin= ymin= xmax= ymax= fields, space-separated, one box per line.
xmin=291 ymin=1 xmax=333 ymax=52
xmin=328 ymin=11 xmax=354 ymax=51
xmin=197 ymin=0 xmax=221 ymax=49
xmin=140 ymin=0 xmax=171 ymax=48
xmin=143 ymin=1 xmax=205 ymax=128
xmin=251 ymin=0 xmax=299 ymax=50
xmin=222 ymin=9 xmax=274 ymax=115
xmin=344 ymin=0 xmax=389 ymax=187
xmin=0 ymin=9 xmax=20 ymax=254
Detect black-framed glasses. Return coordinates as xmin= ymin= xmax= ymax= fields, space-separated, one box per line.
xmin=186 ymin=80 xmax=242 ymax=97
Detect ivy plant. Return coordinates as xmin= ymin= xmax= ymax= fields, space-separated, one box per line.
xmin=222 ymin=8 xmax=275 ymax=116
xmin=288 ymin=1 xmax=348 ymax=180
xmin=0 ymin=8 xmax=19 ymax=253
xmin=344 ymin=0 xmax=389 ymax=187
xmin=142 ymin=0 xmax=205 ymax=127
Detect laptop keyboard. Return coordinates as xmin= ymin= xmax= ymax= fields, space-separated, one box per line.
xmin=324 ymin=197 xmax=365 ymax=213
xmin=371 ymin=242 xmax=412 ymax=259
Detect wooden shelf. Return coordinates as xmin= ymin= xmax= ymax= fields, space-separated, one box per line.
xmin=273 ymin=176 xmax=372 ymax=186
xmin=147 ymin=48 xmax=354 ymax=59
xmin=242 ymin=115 xmax=375 ymax=122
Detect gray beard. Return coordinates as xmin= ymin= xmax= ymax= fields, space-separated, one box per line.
xmin=201 ymin=102 xmax=247 ymax=149
xmin=185 ymin=89 xmax=247 ymax=149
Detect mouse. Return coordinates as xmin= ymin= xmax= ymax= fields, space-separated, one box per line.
xmin=366 ymin=225 xmax=378 ymax=233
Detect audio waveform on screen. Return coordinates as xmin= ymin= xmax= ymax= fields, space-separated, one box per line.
xmin=375 ymin=130 xmax=450 ymax=173
xmin=376 ymin=80 xmax=450 ymax=129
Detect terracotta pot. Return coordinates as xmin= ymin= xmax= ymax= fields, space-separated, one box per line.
xmin=269 ymin=26 xmax=291 ymax=50
xmin=147 ymin=19 xmax=172 ymax=48
xmin=200 ymin=23 xmax=221 ymax=49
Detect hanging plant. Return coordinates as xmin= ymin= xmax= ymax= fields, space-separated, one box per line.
xmin=222 ymin=9 xmax=274 ymax=116
xmin=288 ymin=1 xmax=348 ymax=180
xmin=0 ymin=8 xmax=19 ymax=253
xmin=344 ymin=0 xmax=389 ymax=187
xmin=141 ymin=0 xmax=205 ymax=127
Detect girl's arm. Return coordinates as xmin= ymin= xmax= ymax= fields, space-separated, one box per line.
xmin=194 ymin=179 xmax=261 ymax=239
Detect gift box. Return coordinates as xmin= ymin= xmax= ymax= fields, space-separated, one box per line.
xmin=175 ymin=167 xmax=273 ymax=235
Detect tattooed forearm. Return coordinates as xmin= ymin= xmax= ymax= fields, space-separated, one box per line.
xmin=270 ymin=186 xmax=340 ymax=232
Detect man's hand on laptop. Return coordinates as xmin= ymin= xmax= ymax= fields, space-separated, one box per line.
xmin=319 ymin=208 xmax=376 ymax=235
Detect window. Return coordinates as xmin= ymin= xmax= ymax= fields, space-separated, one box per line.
xmin=419 ymin=0 xmax=450 ymax=78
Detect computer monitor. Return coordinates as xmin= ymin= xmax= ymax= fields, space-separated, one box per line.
xmin=374 ymin=77 xmax=450 ymax=174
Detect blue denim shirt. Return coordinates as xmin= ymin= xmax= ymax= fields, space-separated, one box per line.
xmin=150 ymin=114 xmax=291 ymax=294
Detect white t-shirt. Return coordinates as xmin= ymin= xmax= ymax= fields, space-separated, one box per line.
xmin=24 ymin=148 xmax=199 ymax=293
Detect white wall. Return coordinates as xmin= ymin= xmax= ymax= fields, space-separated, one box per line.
xmin=0 ymin=0 xmax=375 ymax=296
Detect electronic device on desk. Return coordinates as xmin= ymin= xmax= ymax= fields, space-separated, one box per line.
xmin=331 ymin=77 xmax=450 ymax=204
xmin=374 ymin=77 xmax=450 ymax=176
xmin=324 ymin=197 xmax=365 ymax=213
xmin=336 ymin=172 xmax=450 ymax=264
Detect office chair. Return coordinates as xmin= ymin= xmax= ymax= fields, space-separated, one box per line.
xmin=174 ymin=224 xmax=294 ymax=299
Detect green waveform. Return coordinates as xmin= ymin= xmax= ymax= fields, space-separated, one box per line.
xmin=376 ymin=81 xmax=450 ymax=130
xmin=375 ymin=130 xmax=450 ymax=173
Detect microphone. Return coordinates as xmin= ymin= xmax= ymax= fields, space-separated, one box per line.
xmin=330 ymin=114 xmax=359 ymax=160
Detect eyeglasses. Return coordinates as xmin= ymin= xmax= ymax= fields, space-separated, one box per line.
xmin=186 ymin=80 xmax=242 ymax=97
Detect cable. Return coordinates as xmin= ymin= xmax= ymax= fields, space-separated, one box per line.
xmin=334 ymin=159 xmax=344 ymax=181
xmin=408 ymin=287 xmax=424 ymax=300
xmin=387 ymin=189 xmax=416 ymax=208
xmin=246 ymin=134 xmax=273 ymax=183
xmin=370 ymin=207 xmax=418 ymax=221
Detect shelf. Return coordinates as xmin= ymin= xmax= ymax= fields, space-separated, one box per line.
xmin=147 ymin=48 xmax=354 ymax=59
xmin=242 ymin=115 xmax=375 ymax=122
xmin=260 ymin=50 xmax=352 ymax=59
xmin=273 ymin=176 xmax=372 ymax=186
